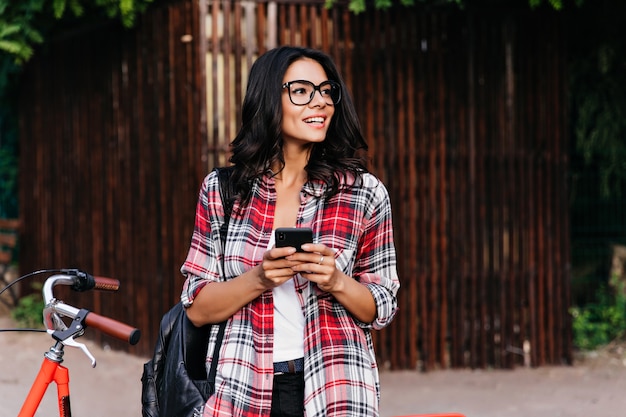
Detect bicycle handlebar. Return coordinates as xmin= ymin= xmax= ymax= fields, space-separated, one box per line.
xmin=43 ymin=271 xmax=141 ymax=346
xmin=55 ymin=268 xmax=121 ymax=292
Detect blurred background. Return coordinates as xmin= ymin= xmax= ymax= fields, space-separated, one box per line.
xmin=0 ymin=0 xmax=625 ymax=373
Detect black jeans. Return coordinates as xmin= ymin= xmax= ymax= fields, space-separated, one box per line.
xmin=270 ymin=372 xmax=305 ymax=417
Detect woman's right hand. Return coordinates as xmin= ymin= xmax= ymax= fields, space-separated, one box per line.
xmin=256 ymin=246 xmax=303 ymax=289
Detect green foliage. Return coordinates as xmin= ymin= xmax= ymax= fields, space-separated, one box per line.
xmin=0 ymin=0 xmax=155 ymax=219
xmin=571 ymin=45 xmax=626 ymax=198
xmin=569 ymin=0 xmax=626 ymax=199
xmin=0 ymin=51 xmax=19 ymax=219
xmin=325 ymin=0 xmax=583 ymax=14
xmin=0 ymin=0 xmax=45 ymax=64
xmin=11 ymin=282 xmax=45 ymax=329
xmin=0 ymin=144 xmax=18 ymax=218
xmin=0 ymin=0 xmax=154 ymax=64
xmin=0 ymin=67 xmax=17 ymax=220
xmin=528 ymin=0 xmax=585 ymax=11
xmin=571 ymin=281 xmax=626 ymax=351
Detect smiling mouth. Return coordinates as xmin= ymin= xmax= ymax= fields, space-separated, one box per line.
xmin=304 ymin=117 xmax=325 ymax=124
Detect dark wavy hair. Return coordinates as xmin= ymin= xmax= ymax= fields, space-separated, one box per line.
xmin=229 ymin=46 xmax=369 ymax=204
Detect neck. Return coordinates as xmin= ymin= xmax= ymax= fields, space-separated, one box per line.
xmin=274 ymin=164 xmax=307 ymax=186
xmin=273 ymin=144 xmax=312 ymax=186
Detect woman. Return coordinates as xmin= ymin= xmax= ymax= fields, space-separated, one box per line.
xmin=181 ymin=46 xmax=399 ymax=417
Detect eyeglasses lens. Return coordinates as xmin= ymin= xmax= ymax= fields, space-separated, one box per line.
xmin=285 ymin=81 xmax=341 ymax=106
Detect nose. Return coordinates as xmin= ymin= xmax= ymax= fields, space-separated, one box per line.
xmin=309 ymin=88 xmax=326 ymax=106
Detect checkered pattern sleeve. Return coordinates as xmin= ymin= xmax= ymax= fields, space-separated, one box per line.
xmin=180 ymin=171 xmax=223 ymax=307
xmin=353 ymin=175 xmax=400 ymax=330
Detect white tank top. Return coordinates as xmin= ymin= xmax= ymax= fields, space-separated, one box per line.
xmin=269 ymin=232 xmax=305 ymax=361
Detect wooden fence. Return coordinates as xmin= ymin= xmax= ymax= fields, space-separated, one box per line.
xmin=16 ymin=0 xmax=571 ymax=369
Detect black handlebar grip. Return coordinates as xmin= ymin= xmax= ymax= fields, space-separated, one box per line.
xmin=64 ymin=270 xmax=120 ymax=292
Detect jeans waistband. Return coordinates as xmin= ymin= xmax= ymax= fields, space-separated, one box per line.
xmin=273 ymin=358 xmax=304 ymax=374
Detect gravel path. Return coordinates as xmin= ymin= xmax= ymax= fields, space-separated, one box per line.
xmin=2 ymin=315 xmax=626 ymax=417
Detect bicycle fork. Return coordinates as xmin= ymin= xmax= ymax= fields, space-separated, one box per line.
xmin=19 ymin=343 xmax=72 ymax=417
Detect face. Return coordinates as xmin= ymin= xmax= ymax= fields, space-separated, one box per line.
xmin=281 ymin=58 xmax=336 ymax=147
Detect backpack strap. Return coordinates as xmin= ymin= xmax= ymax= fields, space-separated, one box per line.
xmin=208 ymin=166 xmax=234 ymax=388
xmin=217 ymin=166 xmax=235 ymax=246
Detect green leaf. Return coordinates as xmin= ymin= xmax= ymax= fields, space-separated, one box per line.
xmin=348 ymin=0 xmax=366 ymax=14
xmin=0 ymin=40 xmax=30 ymax=57
xmin=69 ymin=0 xmax=84 ymax=16
xmin=52 ymin=0 xmax=67 ymax=19
xmin=0 ymin=24 xmax=22 ymax=38
xmin=21 ymin=26 xmax=44 ymax=44
xmin=548 ymin=0 xmax=563 ymax=10
xmin=375 ymin=0 xmax=393 ymax=9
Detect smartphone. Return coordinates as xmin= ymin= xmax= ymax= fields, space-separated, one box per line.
xmin=275 ymin=227 xmax=313 ymax=252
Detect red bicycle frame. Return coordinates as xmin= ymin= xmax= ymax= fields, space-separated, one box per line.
xmin=19 ymin=348 xmax=72 ymax=417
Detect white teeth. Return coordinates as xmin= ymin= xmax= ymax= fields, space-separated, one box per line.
xmin=304 ymin=117 xmax=324 ymax=124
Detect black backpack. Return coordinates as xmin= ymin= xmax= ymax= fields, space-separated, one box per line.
xmin=141 ymin=167 xmax=234 ymax=417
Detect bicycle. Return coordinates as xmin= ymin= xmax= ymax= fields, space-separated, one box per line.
xmin=0 ymin=269 xmax=141 ymax=417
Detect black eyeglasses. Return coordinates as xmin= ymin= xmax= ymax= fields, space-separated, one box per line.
xmin=282 ymin=80 xmax=342 ymax=106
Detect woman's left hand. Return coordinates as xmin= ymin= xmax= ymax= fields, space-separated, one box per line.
xmin=286 ymin=243 xmax=343 ymax=293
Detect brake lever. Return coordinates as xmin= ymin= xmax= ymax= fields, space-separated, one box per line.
xmin=46 ymin=306 xmax=98 ymax=367
xmin=61 ymin=335 xmax=97 ymax=367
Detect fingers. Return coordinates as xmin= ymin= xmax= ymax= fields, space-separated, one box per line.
xmin=267 ymin=246 xmax=297 ymax=260
xmin=262 ymin=243 xmax=338 ymax=290
xmin=257 ymin=246 xmax=300 ymax=289
xmin=296 ymin=256 xmax=339 ymax=293
xmin=262 ymin=246 xmax=299 ymax=275
xmin=287 ymin=243 xmax=334 ymax=266
xmin=287 ymin=244 xmax=337 ymax=282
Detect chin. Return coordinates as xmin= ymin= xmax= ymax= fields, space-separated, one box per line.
xmin=309 ymin=135 xmax=327 ymax=143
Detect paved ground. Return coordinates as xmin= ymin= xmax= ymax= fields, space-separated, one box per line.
xmin=2 ymin=313 xmax=626 ymax=417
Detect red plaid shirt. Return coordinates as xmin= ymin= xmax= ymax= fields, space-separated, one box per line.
xmin=181 ymin=170 xmax=399 ymax=417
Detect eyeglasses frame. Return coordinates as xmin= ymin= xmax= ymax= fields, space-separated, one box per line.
xmin=281 ymin=79 xmax=342 ymax=106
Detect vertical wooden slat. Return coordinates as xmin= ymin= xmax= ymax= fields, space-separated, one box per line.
xmin=415 ymin=10 xmax=429 ymax=370
xmin=406 ymin=10 xmax=420 ymax=370
xmin=392 ymin=7 xmax=405 ymax=369
xmin=466 ymin=11 xmax=478 ymax=369
xmin=210 ymin=0 xmax=221 ymax=168
xmin=486 ymin=15 xmax=498 ymax=367
xmin=426 ymin=11 xmax=438 ymax=371
xmin=446 ymin=10 xmax=465 ymax=368
xmin=224 ymin=0 xmax=233 ymax=148
xmin=234 ymin=1 xmax=244 ymax=130
xmin=431 ymin=12 xmax=448 ymax=367
xmin=299 ymin=4 xmax=308 ymax=44
xmin=257 ymin=2 xmax=267 ymax=54
xmin=319 ymin=7 xmax=329 ymax=51
xmin=503 ymin=18 xmax=516 ymax=368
